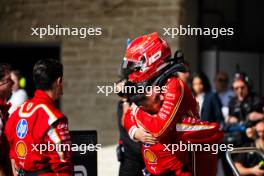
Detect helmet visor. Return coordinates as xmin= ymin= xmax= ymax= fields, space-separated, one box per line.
xmin=120 ymin=59 xmax=143 ymax=78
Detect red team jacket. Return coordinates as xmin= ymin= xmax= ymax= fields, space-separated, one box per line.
xmin=124 ymin=77 xmax=223 ymax=176
xmin=0 ymin=98 xmax=12 ymax=174
xmin=5 ymin=90 xmax=72 ymax=175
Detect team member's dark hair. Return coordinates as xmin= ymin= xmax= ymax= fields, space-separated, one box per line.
xmin=0 ymin=63 xmax=11 ymax=81
xmin=33 ymin=59 xmax=63 ymax=90
xmin=190 ymin=72 xmax=212 ymax=94
xmin=12 ymin=69 xmax=22 ymax=80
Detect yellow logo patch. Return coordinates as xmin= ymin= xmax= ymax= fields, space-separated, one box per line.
xmin=144 ymin=149 xmax=157 ymax=164
xmin=16 ymin=141 xmax=27 ymax=159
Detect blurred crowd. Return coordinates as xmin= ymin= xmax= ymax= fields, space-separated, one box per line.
xmin=185 ymin=69 xmax=264 ymax=176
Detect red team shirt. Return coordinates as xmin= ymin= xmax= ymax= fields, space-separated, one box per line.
xmin=124 ymin=77 xmax=199 ymax=175
xmin=5 ymin=90 xmax=72 ymax=175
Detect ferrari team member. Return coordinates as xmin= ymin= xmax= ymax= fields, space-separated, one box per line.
xmin=5 ymin=59 xmax=72 ymax=175
xmin=121 ymin=33 xmax=223 ymax=176
xmin=123 ymin=86 xmax=196 ymax=176
xmin=0 ymin=63 xmax=13 ymax=176
xmin=124 ymin=85 xmax=222 ymax=176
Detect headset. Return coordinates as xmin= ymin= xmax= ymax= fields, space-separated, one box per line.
xmin=232 ymin=64 xmax=253 ymax=90
xmin=232 ymin=72 xmax=253 ymax=91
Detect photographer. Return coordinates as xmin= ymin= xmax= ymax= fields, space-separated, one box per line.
xmin=234 ymin=120 xmax=264 ymax=176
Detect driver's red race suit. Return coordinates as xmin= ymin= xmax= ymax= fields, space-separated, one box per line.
xmin=124 ymin=77 xmax=223 ymax=176
xmin=5 ymin=90 xmax=72 ymax=176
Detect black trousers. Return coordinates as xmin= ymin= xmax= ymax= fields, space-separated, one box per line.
xmin=119 ymin=157 xmax=145 ymax=176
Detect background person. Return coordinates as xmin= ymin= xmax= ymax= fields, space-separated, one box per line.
xmin=227 ymin=72 xmax=264 ymax=124
xmin=177 ymin=61 xmax=190 ymax=83
xmin=116 ymin=80 xmax=145 ymax=176
xmin=0 ymin=63 xmax=13 ymax=176
xmin=8 ymin=69 xmax=28 ymax=114
xmin=234 ymin=120 xmax=264 ymax=176
xmin=5 ymin=59 xmax=72 ymax=175
xmin=190 ymin=72 xmax=224 ymax=124
xmin=214 ymin=71 xmax=234 ymax=120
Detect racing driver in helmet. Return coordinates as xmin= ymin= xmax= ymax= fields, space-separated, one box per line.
xmin=119 ymin=32 xmax=223 ymax=176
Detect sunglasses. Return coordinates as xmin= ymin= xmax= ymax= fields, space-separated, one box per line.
xmin=0 ymin=77 xmax=12 ymax=86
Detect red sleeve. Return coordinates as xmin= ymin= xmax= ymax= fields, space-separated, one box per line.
xmin=134 ymin=77 xmax=185 ymax=137
xmin=43 ymin=117 xmax=72 ymax=175
xmin=123 ymin=108 xmax=139 ymax=140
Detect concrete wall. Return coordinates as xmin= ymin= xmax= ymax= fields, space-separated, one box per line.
xmin=0 ymin=0 xmax=193 ymax=145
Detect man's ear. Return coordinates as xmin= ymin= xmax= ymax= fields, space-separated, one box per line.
xmin=56 ymin=77 xmax=63 ymax=86
xmin=159 ymin=94 xmax=164 ymax=101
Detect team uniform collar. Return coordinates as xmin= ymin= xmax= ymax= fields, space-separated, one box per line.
xmin=34 ymin=89 xmax=56 ymax=107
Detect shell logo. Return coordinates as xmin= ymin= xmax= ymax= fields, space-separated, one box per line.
xmin=16 ymin=141 xmax=27 ymax=159
xmin=144 ymin=149 xmax=157 ymax=164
